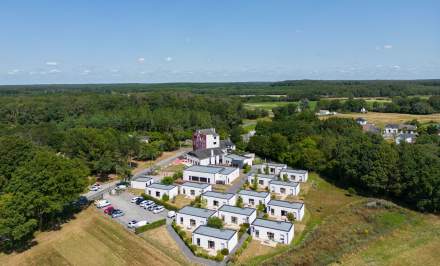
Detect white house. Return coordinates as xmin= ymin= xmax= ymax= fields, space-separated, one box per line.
xmin=185 ymin=148 xmax=225 ymax=166
xmin=202 ymin=191 xmax=237 ymax=210
xmin=356 ymin=117 xmax=367 ymax=126
xmin=259 ymin=163 xmax=287 ymax=176
xmin=237 ymin=190 xmax=271 ymax=208
xmin=183 ymin=165 xmax=239 ymax=185
xmin=217 ymin=205 xmax=257 ymax=228
xmin=193 ymin=128 xmax=220 ymax=150
xmin=145 ymin=183 xmax=179 ymax=200
xmin=192 ymin=225 xmax=238 ymax=254
xmin=130 ymin=176 xmax=154 ymax=189
xmin=176 ymin=206 xmax=217 ymax=230
xmin=269 ymin=180 xmax=300 ymax=196
xmin=180 ymin=182 xmax=212 ymax=199
xmin=223 ymin=154 xmax=254 ymax=168
xmin=279 ymin=169 xmax=308 ymax=182
xmin=247 ymin=174 xmax=278 ymax=189
xmin=384 ymin=124 xmax=399 ymax=136
xmin=395 ymin=133 xmax=416 ymax=144
xmin=267 ymin=200 xmax=305 ymax=221
xmin=250 ymin=219 xmax=294 ymax=245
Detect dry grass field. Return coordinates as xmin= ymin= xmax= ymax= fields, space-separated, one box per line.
xmin=0 ymin=207 xmax=188 ymax=266
xmin=330 ymin=112 xmax=440 ymax=127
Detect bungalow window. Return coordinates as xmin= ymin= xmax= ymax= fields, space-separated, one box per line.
xmin=155 ymin=191 xmax=160 ymax=197
xmin=231 ymin=216 xmax=237 ymax=224
xmin=259 ymin=180 xmax=264 ymax=185
xmin=182 ymin=189 xmax=186 ymax=194
xmin=148 ymin=190 xmax=151 ymax=195
xmin=281 ymin=210 xmax=288 ymax=216
xmin=249 ymin=198 xmax=255 ymax=205
xmin=213 ymin=200 xmax=219 ymax=206
xmin=280 ymin=187 xmax=286 ymax=194
xmin=190 ymin=190 xmax=195 ymax=196
xmin=267 ymin=232 xmax=275 ymax=240
xmin=208 ymin=240 xmax=215 ymax=249
xmin=255 ymin=230 xmax=259 ymax=238
xmin=190 ymin=219 xmax=196 ymax=227
xmin=196 ymin=238 xmax=200 ymax=246
xmin=280 ymin=235 xmax=285 ymax=243
xmin=180 ymin=217 xmax=183 ymax=224
xmin=271 ymin=208 xmax=275 ymax=215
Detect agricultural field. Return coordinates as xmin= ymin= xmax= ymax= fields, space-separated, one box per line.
xmin=330 ymin=112 xmax=440 ymax=127
xmin=0 ymin=207 xmax=188 ymax=266
xmin=243 ymin=101 xmax=318 ymax=113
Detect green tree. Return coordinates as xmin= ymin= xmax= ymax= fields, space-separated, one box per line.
xmin=236 ymin=196 xmax=244 ymax=208
xmin=286 ymin=212 xmax=295 ymax=223
xmin=161 ymin=176 xmax=174 ymax=185
xmin=252 ymin=175 xmax=259 ymax=190
xmin=207 ymin=216 xmax=223 ymax=229
xmin=162 ymin=194 xmax=170 ymax=202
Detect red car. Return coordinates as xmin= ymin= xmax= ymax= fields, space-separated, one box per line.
xmin=104 ymin=206 xmax=114 ymax=214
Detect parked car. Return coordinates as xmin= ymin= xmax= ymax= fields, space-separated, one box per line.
xmin=104 ymin=206 xmax=114 ymax=214
xmin=131 ymin=196 xmax=142 ymax=203
xmin=134 ymin=220 xmax=149 ymax=228
xmin=153 ymin=206 xmax=165 ymax=214
xmin=96 ymin=199 xmax=111 ymax=208
xmin=167 ymin=211 xmax=176 ymax=218
xmin=143 ymin=201 xmax=155 ymax=209
xmin=115 ymin=184 xmax=127 ymax=190
xmin=111 ymin=209 xmax=124 ymax=218
xmin=139 ymin=200 xmax=149 ymax=207
xmin=147 ymin=203 xmax=157 ymax=211
xmin=127 ymin=220 xmax=138 ymax=228
xmin=135 ymin=198 xmax=144 ymax=205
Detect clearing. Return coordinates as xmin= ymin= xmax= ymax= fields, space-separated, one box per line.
xmin=0 ymin=207 xmax=189 ymax=266
xmin=329 ymin=112 xmax=440 ymax=127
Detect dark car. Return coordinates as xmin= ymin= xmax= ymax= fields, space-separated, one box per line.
xmin=111 ymin=209 xmax=124 ymax=218
xmin=135 ymin=198 xmax=144 ymax=205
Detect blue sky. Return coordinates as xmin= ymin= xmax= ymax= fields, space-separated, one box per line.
xmin=0 ymin=0 xmax=439 ymax=84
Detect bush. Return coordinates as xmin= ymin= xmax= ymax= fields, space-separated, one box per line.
xmin=287 ymin=212 xmax=295 ymax=223
xmin=207 ymin=216 xmax=223 ymax=229
xmin=161 ymin=176 xmax=174 ymax=185
xmin=215 ymin=251 xmax=224 ymax=261
xmin=134 ymin=219 xmax=166 ymax=234
xmin=162 ymin=194 xmax=169 ymax=202
xmin=347 ymin=187 xmax=357 ymax=196
xmin=141 ymin=193 xmax=179 ymax=211
xmin=221 ymin=248 xmax=229 ymax=255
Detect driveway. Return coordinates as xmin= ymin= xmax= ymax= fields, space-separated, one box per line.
xmin=101 ymin=191 xmax=168 ymax=228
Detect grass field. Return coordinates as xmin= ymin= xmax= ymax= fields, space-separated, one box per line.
xmin=330 ymin=112 xmax=440 ymax=127
xmin=243 ymin=101 xmax=317 ymax=115
xmin=0 ymin=207 xmax=189 ymax=266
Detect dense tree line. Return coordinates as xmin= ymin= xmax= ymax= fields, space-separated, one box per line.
xmin=247 ymin=109 xmax=440 ymax=213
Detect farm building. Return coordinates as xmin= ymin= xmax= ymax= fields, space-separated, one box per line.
xmin=237 ymin=190 xmax=270 ymax=208
xmin=130 ymin=176 xmax=154 ymax=189
xmin=269 ymin=180 xmax=300 ymax=196
xmin=176 ymin=206 xmax=217 ymax=230
xmin=192 ymin=226 xmax=238 ymax=254
xmin=217 ymin=205 xmax=257 ymax=228
xmin=267 ymin=200 xmax=305 ymax=221
xmin=145 ymin=183 xmax=178 ymax=200
xmin=183 ymin=165 xmax=239 ymax=185
xmin=202 ymin=191 xmax=237 ymax=210
xmin=250 ymin=219 xmax=294 ymax=245
xmin=247 ymin=174 xmax=278 ymax=189
xmin=279 ymin=168 xmax=308 ymax=182
xmin=180 ymin=182 xmax=212 ymax=199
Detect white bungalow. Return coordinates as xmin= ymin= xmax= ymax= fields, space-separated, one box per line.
xmin=145 ymin=183 xmax=179 ymax=200
xmin=202 ymin=191 xmax=237 ymax=210
xmin=130 ymin=175 xmax=154 ymax=189
xmin=217 ymin=205 xmax=257 ymax=228
xmin=279 ymin=169 xmax=308 ymax=182
xmin=223 ymin=153 xmax=254 ymax=168
xmin=183 ymin=165 xmax=239 ymax=185
xmin=250 ymin=219 xmax=294 ymax=245
xmin=247 ymin=174 xmax=278 ymax=189
xmin=176 ymin=206 xmax=217 ymax=230
xmin=269 ymin=180 xmax=300 ymax=196
xmin=237 ymin=190 xmax=270 ymax=208
xmin=259 ymin=163 xmax=287 ymax=176
xmin=180 ymin=182 xmax=212 ymax=199
xmin=267 ymin=200 xmax=305 ymax=221
xmin=192 ymin=226 xmax=238 ymax=254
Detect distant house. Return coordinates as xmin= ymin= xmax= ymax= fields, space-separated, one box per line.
xmin=384 ymin=124 xmax=399 ymax=136
xmin=317 ymin=110 xmax=331 ymax=116
xmin=183 ymin=165 xmax=239 ymax=184
xmin=395 ymin=133 xmax=417 ymax=144
xmin=130 ymin=176 xmax=155 ymax=189
xmin=384 ymin=124 xmax=417 ymax=137
xmin=267 ymin=200 xmax=305 ymax=221
xmin=217 ymin=205 xmax=257 ymax=228
xmin=399 ymin=124 xmax=417 ymax=134
xmin=356 ymin=117 xmax=367 ymax=126
xmin=247 ymin=174 xmax=278 ymax=189
xmin=238 ymin=190 xmax=271 ymax=208
xmin=192 ymin=226 xmax=238 ymax=254
xmin=146 ymin=183 xmax=178 ymax=200
xmin=180 ymin=182 xmax=212 ymax=199
xmin=250 ymin=219 xmax=294 ymax=244
xmin=362 ymin=123 xmax=381 ymax=134
xmin=269 ymin=180 xmax=301 ymax=196
xmin=220 ymin=139 xmax=236 ymax=151
xmin=360 ymin=107 xmax=367 ymax=113
xmin=176 ymin=206 xmax=217 ymax=230
xmin=223 ymin=153 xmax=254 ymax=168
xmin=202 ymin=191 xmax=237 ymax=210
xmin=259 ymin=162 xmax=287 ymax=176
xmin=279 ymin=169 xmax=308 ymax=182
xmin=193 ymin=128 xmax=220 ymax=151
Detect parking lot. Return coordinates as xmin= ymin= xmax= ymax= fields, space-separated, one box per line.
xmin=98 ymin=190 xmax=169 ymax=229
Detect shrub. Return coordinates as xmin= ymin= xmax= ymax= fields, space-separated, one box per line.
xmin=215 ymin=252 xmax=224 ymax=261
xmin=207 ymin=216 xmax=223 ymax=229
xmin=236 ymin=196 xmax=244 ymax=208
xmin=162 ymin=194 xmax=169 ymax=202
xmin=135 ymin=219 xmax=166 ymax=234
xmin=161 ymin=176 xmax=174 ymax=185
xmin=263 ymin=213 xmax=269 ymax=219
xmin=347 ymin=187 xmax=356 ymax=196
xmin=221 ymin=248 xmax=229 ymax=255
xmin=287 ymin=212 xmax=295 ymax=223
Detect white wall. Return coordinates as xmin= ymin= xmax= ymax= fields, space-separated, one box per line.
xmin=131 ymin=179 xmax=154 ymax=190
xmin=279 ymin=170 xmax=308 ymax=182
xmin=248 ymin=176 xmax=273 ymax=188
xmin=267 ymin=204 xmax=305 ymax=221
xmin=180 ymin=185 xmax=211 ymax=199
xmin=145 ymin=186 xmax=178 ymax=200
xmin=205 ymin=134 xmax=220 ymax=149
xmin=176 ymin=213 xmax=209 ymax=229
xmin=218 ymin=211 xmax=257 ymax=227
xmin=183 ymin=170 xmax=216 ymax=184
xmin=192 ymin=232 xmax=238 ymax=253
xmin=203 ymin=195 xmax=237 ymax=210
xmin=239 ymin=194 xmax=270 ymax=208
xmin=251 ymin=225 xmax=294 ymax=244
xmin=216 ymin=168 xmax=240 ymax=184
xmin=260 ymin=164 xmax=286 ymax=175
xmin=269 ymin=183 xmax=300 ymax=196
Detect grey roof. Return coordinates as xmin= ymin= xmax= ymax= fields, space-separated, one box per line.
xmin=178 ymin=206 xmax=217 ymax=218
xmin=269 ymin=180 xmax=299 ymax=187
xmin=385 ymin=123 xmax=399 ymax=129
xmin=264 ymin=162 xmax=287 ymax=168
xmin=280 ymin=168 xmax=307 ymax=174
xmin=185 ymin=165 xmax=237 ymax=175
xmin=225 ymin=154 xmax=248 ymax=161
xmin=147 ymin=183 xmax=176 ymax=190
xmin=238 ymin=190 xmax=270 ymax=198
xmin=268 ymin=200 xmax=304 ymax=210
xmin=218 ymin=205 xmax=256 ymax=216
xmin=254 ymin=174 xmax=278 ymax=180
xmin=181 ymin=182 xmax=211 ymax=189
xmin=193 ymin=225 xmax=237 ymax=240
xmin=132 ymin=176 xmax=153 ymax=182
xmin=196 ymin=128 xmax=219 ymax=136
xmin=252 ymin=218 xmax=293 ymax=232
xmin=399 ymin=124 xmax=417 ymax=130
xmin=202 ymin=191 xmax=236 ymax=200
xmin=187 ymin=148 xmax=224 ymax=160
xmin=220 ymin=139 xmax=235 ymax=148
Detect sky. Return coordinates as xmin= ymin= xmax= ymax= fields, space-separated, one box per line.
xmin=0 ymin=0 xmax=439 ymax=84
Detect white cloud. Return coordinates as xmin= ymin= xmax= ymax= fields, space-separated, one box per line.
xmin=165 ymin=56 xmax=173 ymax=62
xmin=81 ymin=69 xmax=91 ymax=75
xmin=392 ymin=65 xmax=401 ymax=70
xmin=46 ymin=61 xmax=58 ymax=66
xmin=48 ymin=69 xmax=61 ymax=74
xmin=383 ymin=44 xmax=393 ymax=49
xmin=137 ymin=57 xmax=145 ymax=63
xmin=7 ymin=69 xmax=20 ymax=75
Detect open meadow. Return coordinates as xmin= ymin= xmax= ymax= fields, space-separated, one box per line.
xmin=330 ymin=112 xmax=440 ymax=127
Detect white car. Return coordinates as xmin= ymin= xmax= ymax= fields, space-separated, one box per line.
xmin=167 ymin=211 xmax=176 ymax=218
xmin=130 ymin=196 xmax=142 ymax=203
xmin=153 ymin=206 xmax=165 ymax=214
xmin=139 ymin=200 xmax=149 ymax=207
xmin=89 ymin=184 xmax=101 ymax=191
xmin=96 ymin=199 xmax=111 ymax=208
xmin=116 ymin=184 xmax=127 ymax=190
xmin=127 ymin=220 xmax=138 ymax=228
xmin=134 ymin=220 xmax=149 ymax=228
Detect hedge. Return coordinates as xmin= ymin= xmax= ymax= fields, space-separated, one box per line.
xmin=141 ymin=193 xmax=179 ymax=211
xmin=229 ymin=235 xmax=252 ymax=263
xmin=135 ymin=218 xmax=166 ymax=234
